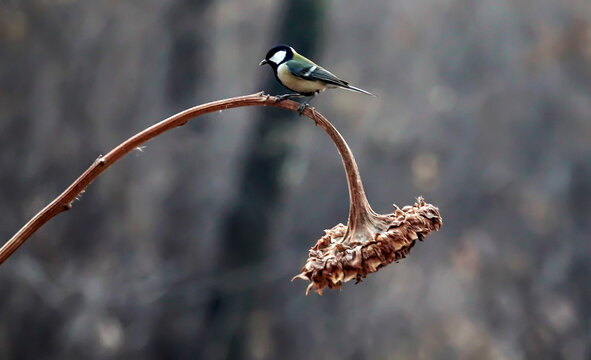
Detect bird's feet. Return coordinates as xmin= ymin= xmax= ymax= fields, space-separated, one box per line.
xmin=297 ymin=103 xmax=309 ymax=115
xmin=274 ymin=93 xmax=304 ymax=103
xmin=273 ymin=94 xmax=313 ymax=115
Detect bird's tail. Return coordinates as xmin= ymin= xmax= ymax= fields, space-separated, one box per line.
xmin=342 ymin=84 xmax=377 ymax=97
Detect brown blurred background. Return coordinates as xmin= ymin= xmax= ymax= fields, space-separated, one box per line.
xmin=1 ymin=0 xmax=591 ymax=359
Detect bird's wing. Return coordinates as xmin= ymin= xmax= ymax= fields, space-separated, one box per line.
xmin=286 ymin=59 xmax=349 ymax=88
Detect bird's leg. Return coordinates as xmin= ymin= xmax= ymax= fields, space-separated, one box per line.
xmin=275 ymin=93 xmax=305 ymax=102
xmin=297 ymin=95 xmax=316 ymax=115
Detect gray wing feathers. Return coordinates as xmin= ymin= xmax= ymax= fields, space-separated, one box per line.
xmin=287 ymin=62 xmax=348 ymax=86
xmin=287 ymin=61 xmax=376 ymax=96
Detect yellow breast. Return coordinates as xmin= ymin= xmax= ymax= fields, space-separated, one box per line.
xmin=277 ymin=63 xmax=326 ymax=94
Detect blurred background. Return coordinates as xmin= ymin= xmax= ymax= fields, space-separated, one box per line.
xmin=1 ymin=0 xmax=590 ymax=359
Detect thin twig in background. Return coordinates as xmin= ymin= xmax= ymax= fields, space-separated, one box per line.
xmin=0 ymin=92 xmax=442 ymax=295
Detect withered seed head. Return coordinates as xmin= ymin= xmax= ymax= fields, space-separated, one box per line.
xmin=292 ymin=197 xmax=442 ymax=295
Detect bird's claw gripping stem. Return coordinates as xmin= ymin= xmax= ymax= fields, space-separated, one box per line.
xmin=275 ymin=93 xmax=304 ymax=103
xmin=298 ymin=103 xmax=309 ymax=115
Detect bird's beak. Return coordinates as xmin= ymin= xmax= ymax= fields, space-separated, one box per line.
xmin=259 ymin=59 xmax=268 ymax=66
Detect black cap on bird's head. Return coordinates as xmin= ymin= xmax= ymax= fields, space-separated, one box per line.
xmin=259 ymin=44 xmax=294 ymax=68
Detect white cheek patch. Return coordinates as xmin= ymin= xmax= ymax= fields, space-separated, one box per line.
xmin=269 ymin=50 xmax=286 ymax=64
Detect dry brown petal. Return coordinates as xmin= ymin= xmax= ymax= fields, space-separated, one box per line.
xmin=292 ymin=197 xmax=442 ymax=295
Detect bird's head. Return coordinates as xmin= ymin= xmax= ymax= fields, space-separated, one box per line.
xmin=259 ymin=45 xmax=294 ymax=68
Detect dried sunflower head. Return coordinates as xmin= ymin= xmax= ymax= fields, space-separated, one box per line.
xmin=293 ymin=197 xmax=442 ymax=295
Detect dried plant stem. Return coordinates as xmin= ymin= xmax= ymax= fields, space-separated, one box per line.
xmin=295 ymin=107 xmax=375 ymax=238
xmin=0 ymin=92 xmax=368 ymax=265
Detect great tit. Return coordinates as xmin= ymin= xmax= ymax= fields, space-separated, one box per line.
xmin=259 ymin=45 xmax=375 ymax=103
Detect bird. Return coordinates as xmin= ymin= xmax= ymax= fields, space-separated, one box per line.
xmin=259 ymin=45 xmax=375 ymax=111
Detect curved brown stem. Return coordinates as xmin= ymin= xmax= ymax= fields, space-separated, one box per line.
xmin=298 ymin=108 xmax=375 ymax=236
xmin=0 ymin=92 xmax=369 ymax=265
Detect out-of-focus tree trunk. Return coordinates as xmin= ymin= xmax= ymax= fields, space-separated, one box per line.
xmin=205 ymin=1 xmax=327 ymax=358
